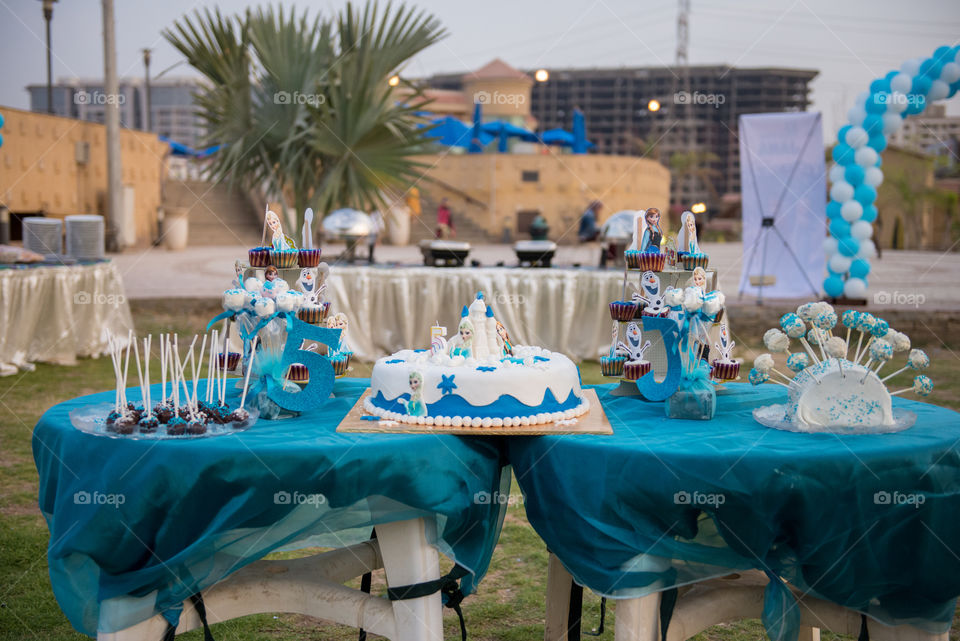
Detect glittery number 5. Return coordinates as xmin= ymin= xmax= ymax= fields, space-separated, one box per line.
xmin=635 ymin=316 xmax=681 ymax=401
xmin=267 ymin=317 xmax=342 ymax=412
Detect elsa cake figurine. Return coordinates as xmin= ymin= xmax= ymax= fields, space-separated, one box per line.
xmin=448 ymin=318 xmax=474 ymax=358
xmin=266 ymin=209 xmax=296 ymax=251
xmin=689 ymin=266 xmax=708 ymax=292
xmin=677 ymin=210 xmax=700 ymax=256
xmin=404 ymin=371 xmax=428 ymax=417
xmin=496 ymin=321 xmax=513 ymax=356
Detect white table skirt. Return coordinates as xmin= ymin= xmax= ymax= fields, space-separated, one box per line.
xmin=325 ymin=266 xmax=721 ymax=362
xmin=0 ymin=261 xmax=134 ymax=374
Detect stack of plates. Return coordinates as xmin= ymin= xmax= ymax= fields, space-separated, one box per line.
xmin=65 ymin=215 xmax=105 ymax=260
xmin=23 ymin=217 xmax=63 ymax=256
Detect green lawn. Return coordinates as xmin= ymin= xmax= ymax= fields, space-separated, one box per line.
xmin=2 ymin=308 xmax=959 ymax=640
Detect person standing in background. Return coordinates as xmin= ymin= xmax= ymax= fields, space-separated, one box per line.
xmin=436 ymin=198 xmax=455 ymax=238
xmin=368 ymin=209 xmax=384 ymax=264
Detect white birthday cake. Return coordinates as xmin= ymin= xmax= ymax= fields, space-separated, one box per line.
xmin=363 ymin=292 xmax=589 ymax=427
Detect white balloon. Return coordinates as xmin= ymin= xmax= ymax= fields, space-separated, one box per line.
xmin=841 ymin=200 xmax=863 ymax=222
xmin=855 ymin=147 xmax=878 ymax=168
xmin=901 ymin=58 xmax=922 ymax=76
xmin=851 ymin=220 xmax=874 ymax=240
xmin=847 ymin=105 xmax=867 ymax=127
xmin=928 ymin=80 xmax=949 ymax=102
xmin=829 ymin=254 xmax=852 ymax=274
xmin=844 ymin=277 xmax=868 ymax=299
xmin=830 ymin=181 xmax=854 ymax=203
xmin=887 ymin=91 xmax=909 ymax=114
xmin=845 ymin=126 xmax=869 ymax=149
xmin=823 ymin=236 xmax=839 ymax=256
xmin=854 ymin=91 xmax=870 ymax=106
xmin=881 ymin=113 xmax=902 ymax=135
xmin=829 ymin=163 xmax=846 ymax=184
xmin=864 ymin=166 xmax=884 ymax=187
xmin=941 ymin=62 xmax=960 ymax=84
xmin=890 ymin=73 xmax=913 ymax=94
xmin=857 ymin=239 xmax=877 ymax=259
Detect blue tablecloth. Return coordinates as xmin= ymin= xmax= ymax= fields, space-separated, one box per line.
xmin=33 ymin=378 xmax=509 ymax=636
xmin=508 ymin=383 xmax=960 ymax=638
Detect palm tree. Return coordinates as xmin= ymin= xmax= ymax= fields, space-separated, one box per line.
xmin=164 ymin=2 xmax=445 ymax=231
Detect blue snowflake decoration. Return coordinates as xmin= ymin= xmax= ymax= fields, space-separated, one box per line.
xmin=414 ymin=349 xmax=427 ymax=353
xmin=501 ymin=357 xmax=524 ymax=365
xmin=438 ymin=374 xmax=458 ymax=396
xmin=385 ymin=359 xmax=404 ymax=364
xmin=476 ymin=366 xmax=497 ymax=372
xmin=533 ymin=356 xmax=549 ymax=362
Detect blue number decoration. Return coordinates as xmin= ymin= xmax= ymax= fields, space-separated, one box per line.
xmin=635 ymin=316 xmax=681 ymax=401
xmin=266 ymin=317 xmax=341 ymax=412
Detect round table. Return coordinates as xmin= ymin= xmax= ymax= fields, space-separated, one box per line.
xmin=33 ymin=378 xmax=508 ymax=638
xmin=508 ymin=383 xmax=960 ymax=640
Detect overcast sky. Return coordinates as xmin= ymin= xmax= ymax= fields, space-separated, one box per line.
xmin=1 ymin=0 xmax=958 ymax=140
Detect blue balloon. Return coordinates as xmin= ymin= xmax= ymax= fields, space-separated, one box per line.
xmin=837 ymin=124 xmax=851 ymax=143
xmin=826 ymin=201 xmax=842 ymax=219
xmin=950 ymin=81 xmax=960 ymax=100
xmin=867 ymin=134 xmax=887 ymax=152
xmin=885 ymin=70 xmax=900 ymax=82
xmin=824 ymin=275 xmax=844 ymax=298
xmin=0 ymin=112 xmax=5 ymax=129
xmin=934 ymin=46 xmax=953 ymax=63
xmin=855 ymin=183 xmax=877 ymax=205
xmin=870 ymin=78 xmax=891 ymax=94
xmin=860 ymin=205 xmax=878 ymax=223
xmin=849 ymin=259 xmax=871 ymax=279
xmin=0 ymin=132 xmax=4 ymax=149
xmin=905 ymin=97 xmax=925 ymax=115
xmin=844 ymin=164 xmax=865 ymax=186
xmin=832 ymin=143 xmax=856 ymax=165
xmin=839 ymin=236 xmax=861 ymax=257
xmin=863 ymin=114 xmax=884 ymax=135
xmin=830 ymin=218 xmax=852 ymax=238
xmin=920 ymin=58 xmax=943 ymax=80
xmin=911 ymin=75 xmax=932 ymax=96
xmin=875 ymin=156 xmax=883 ymax=168
xmin=865 ymin=93 xmax=887 ymax=114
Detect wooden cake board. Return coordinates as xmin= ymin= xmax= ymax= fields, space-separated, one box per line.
xmin=337 ymin=388 xmax=612 ymax=436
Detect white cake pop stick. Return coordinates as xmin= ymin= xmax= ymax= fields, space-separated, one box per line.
xmin=144 ymin=336 xmax=152 ymax=419
xmin=797 ymin=336 xmax=821 ymax=366
xmin=205 ymin=330 xmax=215 ymax=404
xmin=109 ymin=336 xmax=121 ymax=412
xmin=133 ymin=334 xmax=145 ymax=411
xmin=159 ymin=334 xmax=166 ymax=405
xmin=880 ymin=365 xmax=910 ymax=383
xmin=221 ymin=320 xmax=231 ymax=405
xmin=171 ymin=335 xmax=180 ymax=410
xmin=121 ymin=330 xmax=133 ymax=409
xmin=239 ymin=336 xmax=259 ymax=410
xmin=193 ymin=334 xmax=207 ymax=413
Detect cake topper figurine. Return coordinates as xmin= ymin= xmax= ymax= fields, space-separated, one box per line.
xmin=714 ymin=324 xmax=735 ymax=362
xmin=326 ymin=313 xmax=350 ymax=353
xmin=265 ymin=209 xmax=296 ymax=251
xmin=302 ymin=207 xmax=314 ymax=250
xmin=232 ymin=260 xmax=244 ymax=288
xmin=404 ymin=371 xmax=428 ymax=417
xmin=690 ymin=266 xmax=708 ymax=292
xmin=677 ymin=210 xmax=700 ymax=255
xmin=496 ymin=321 xmax=513 ymax=356
xmin=449 ymin=318 xmax=474 ymax=358
xmin=618 ymin=322 xmax=651 ymax=363
xmin=629 ymin=208 xmax=663 ymax=253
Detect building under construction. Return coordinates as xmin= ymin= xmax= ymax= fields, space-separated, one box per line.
xmin=427 ymin=64 xmax=818 ymax=211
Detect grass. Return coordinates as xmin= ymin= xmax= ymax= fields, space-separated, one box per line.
xmin=1 ymin=306 xmax=959 ymax=640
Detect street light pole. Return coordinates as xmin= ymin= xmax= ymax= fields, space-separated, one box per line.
xmin=142 ymin=48 xmax=152 ymax=131
xmin=41 ymin=0 xmax=57 ymax=114
xmin=102 ymin=0 xmax=124 ymax=250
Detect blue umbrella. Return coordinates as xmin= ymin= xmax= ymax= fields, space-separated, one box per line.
xmin=540 ymin=128 xmax=575 ymax=146
xmin=572 ymin=109 xmax=588 ymax=154
xmin=420 ymin=116 xmax=493 ymax=148
xmin=469 ymin=103 xmax=484 ymax=154
xmin=158 ymin=135 xmax=198 ymax=157
xmin=481 ymin=120 xmax=539 ymax=152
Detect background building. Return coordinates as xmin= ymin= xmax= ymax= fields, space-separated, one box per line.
xmin=428 ymin=64 xmax=817 ymax=211
xmin=888 ymin=103 xmax=960 ymax=162
xmin=27 ymin=77 xmax=204 ymax=149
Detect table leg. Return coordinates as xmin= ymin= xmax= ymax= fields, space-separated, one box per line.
xmin=544 ymin=552 xmax=572 ymax=641
xmin=378 ymin=517 xmax=444 ymax=641
xmin=613 ymin=594 xmax=660 ymax=641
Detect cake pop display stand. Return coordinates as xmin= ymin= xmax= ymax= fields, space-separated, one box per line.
xmin=338 ymin=388 xmax=612 ymax=436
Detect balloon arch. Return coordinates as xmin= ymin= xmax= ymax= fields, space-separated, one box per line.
xmin=823 ymin=45 xmax=960 ymax=299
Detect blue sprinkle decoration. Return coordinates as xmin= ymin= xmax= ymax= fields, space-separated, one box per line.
xmin=533 ymin=356 xmax=549 ymax=362
xmin=476 ymin=366 xmax=497 ymax=372
xmin=501 ymin=357 xmax=524 ymax=365
xmin=438 ymin=374 xmax=458 ymax=395
xmin=414 ymin=349 xmax=427 ymax=353
xmin=361 ymin=415 xmax=379 ymax=421
xmin=385 ymin=359 xmax=404 ymax=364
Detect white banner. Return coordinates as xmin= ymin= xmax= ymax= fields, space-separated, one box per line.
xmin=738 ymin=112 xmax=826 ymax=299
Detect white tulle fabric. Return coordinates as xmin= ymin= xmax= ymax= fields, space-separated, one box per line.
xmin=0 ymin=262 xmax=134 ymax=374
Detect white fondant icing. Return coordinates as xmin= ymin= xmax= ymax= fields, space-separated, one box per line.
xmin=790 ymin=359 xmax=894 ymax=428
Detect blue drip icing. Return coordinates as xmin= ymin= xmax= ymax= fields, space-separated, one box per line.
xmin=369 ymin=388 xmax=582 ymax=419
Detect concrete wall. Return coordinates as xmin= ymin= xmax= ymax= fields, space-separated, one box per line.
xmin=0 ymin=106 xmax=167 ymax=246
xmin=412 ymin=151 xmax=671 ymax=242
